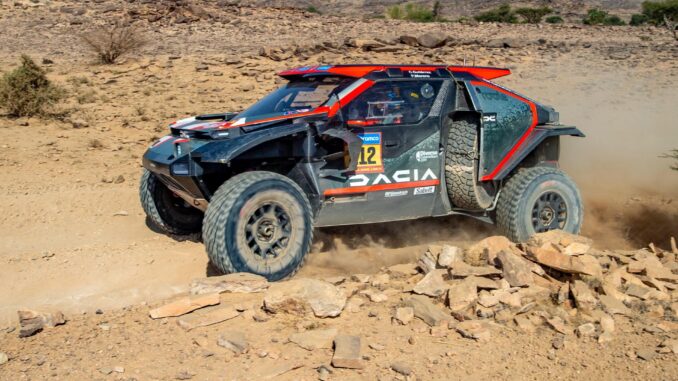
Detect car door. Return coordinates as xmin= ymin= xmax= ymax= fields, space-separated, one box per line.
xmin=315 ymin=78 xmax=451 ymax=227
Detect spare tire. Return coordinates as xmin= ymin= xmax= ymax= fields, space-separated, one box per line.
xmin=444 ymin=119 xmax=495 ymax=210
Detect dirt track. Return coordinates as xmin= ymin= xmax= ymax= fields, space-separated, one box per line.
xmin=0 ymin=1 xmax=677 ymax=379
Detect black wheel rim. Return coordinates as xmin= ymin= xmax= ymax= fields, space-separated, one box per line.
xmin=531 ymin=191 xmax=567 ymax=233
xmin=244 ymin=202 xmax=292 ymax=259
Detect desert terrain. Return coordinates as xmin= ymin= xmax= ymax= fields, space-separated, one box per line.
xmin=0 ymin=1 xmax=677 ymax=380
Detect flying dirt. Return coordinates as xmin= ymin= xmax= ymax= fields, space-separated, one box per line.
xmin=0 ymin=1 xmax=676 ymax=380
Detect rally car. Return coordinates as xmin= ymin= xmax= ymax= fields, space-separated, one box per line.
xmin=140 ymin=64 xmax=584 ymax=280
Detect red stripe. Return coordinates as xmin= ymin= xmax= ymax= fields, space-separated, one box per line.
xmin=324 ymin=179 xmax=440 ymax=196
xmin=471 ymin=81 xmax=538 ymax=181
xmin=217 ymin=110 xmax=327 ymax=130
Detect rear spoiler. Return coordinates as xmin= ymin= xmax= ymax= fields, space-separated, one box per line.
xmin=448 ymin=66 xmax=511 ymax=80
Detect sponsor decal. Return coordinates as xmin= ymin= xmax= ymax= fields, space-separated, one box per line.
xmin=408 ymin=70 xmax=432 ymax=78
xmin=317 ymin=65 xmax=331 ymax=71
xmin=413 ymin=186 xmax=435 ymax=195
xmin=356 ymin=132 xmax=384 ymax=173
xmin=482 ymin=113 xmax=497 ymax=123
xmin=349 ymin=168 xmax=437 ymax=187
xmin=385 ymin=190 xmax=408 ymax=198
xmin=415 ymin=151 xmax=438 ymax=162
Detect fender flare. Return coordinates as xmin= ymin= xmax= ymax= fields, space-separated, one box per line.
xmin=489 ymin=126 xmax=585 ymax=180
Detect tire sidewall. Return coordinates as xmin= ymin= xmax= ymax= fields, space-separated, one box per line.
xmin=222 ymin=178 xmax=312 ymax=281
xmin=516 ymin=172 xmax=583 ymax=240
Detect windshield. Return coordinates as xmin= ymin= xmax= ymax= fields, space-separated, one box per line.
xmin=233 ymin=76 xmax=355 ymax=124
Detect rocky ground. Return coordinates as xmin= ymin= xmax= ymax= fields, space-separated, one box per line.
xmin=0 ymin=1 xmax=677 ymax=380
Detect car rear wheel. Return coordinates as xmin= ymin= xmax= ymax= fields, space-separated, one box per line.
xmin=202 ymin=171 xmax=313 ymax=281
xmin=496 ymin=166 xmax=583 ymax=242
xmin=139 ymin=169 xmax=203 ymax=237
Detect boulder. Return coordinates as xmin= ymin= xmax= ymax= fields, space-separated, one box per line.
xmin=190 ymin=273 xmax=268 ymax=295
xmin=177 ymin=306 xmax=239 ymax=331
xmin=438 ymin=245 xmax=463 ymax=267
xmin=217 ymin=331 xmax=249 ymax=354
xmin=332 ymin=335 xmax=363 ymax=369
xmin=570 ymin=280 xmax=598 ymax=313
xmin=413 ymin=269 xmax=448 ymax=297
xmin=456 ymin=320 xmax=491 ymax=341
xmin=448 ymin=262 xmax=502 ymax=277
xmin=403 ymin=295 xmax=451 ymax=326
xmin=394 ymin=307 xmax=414 ymax=325
xmin=496 ymin=251 xmax=533 ymax=287
xmin=465 ymin=236 xmax=514 ymax=266
xmin=527 ymin=230 xmax=593 ymax=248
xmin=399 ymin=35 xmax=419 ymax=46
xmin=18 ymin=310 xmax=66 ymax=338
xmin=289 ymin=328 xmax=338 ymax=350
xmin=599 ymin=294 xmax=633 ymax=316
xmin=526 ymin=246 xmax=595 ymax=275
xmin=149 ymin=294 xmax=220 ymax=319
xmin=263 ymin=278 xmax=347 ymax=318
xmin=417 ymin=32 xmax=447 ymax=48
xmin=447 ymin=279 xmax=478 ymax=312
xmin=576 ymin=323 xmax=596 ymax=338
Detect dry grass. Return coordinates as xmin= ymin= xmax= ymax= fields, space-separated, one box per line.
xmin=82 ymin=22 xmax=146 ymax=64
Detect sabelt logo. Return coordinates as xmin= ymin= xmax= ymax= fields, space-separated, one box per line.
xmin=349 ymin=168 xmax=437 ymax=187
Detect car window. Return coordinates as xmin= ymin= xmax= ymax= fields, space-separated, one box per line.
xmin=345 ymin=80 xmax=442 ymax=126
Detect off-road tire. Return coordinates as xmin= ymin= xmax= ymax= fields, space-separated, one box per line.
xmin=139 ymin=169 xmax=203 ymax=237
xmin=445 ymin=119 xmax=494 ymax=210
xmin=496 ymin=166 xmax=583 ymax=242
xmin=202 ymin=171 xmax=313 ymax=281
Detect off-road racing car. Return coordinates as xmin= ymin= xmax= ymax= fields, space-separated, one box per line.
xmin=140 ymin=64 xmax=584 ymax=281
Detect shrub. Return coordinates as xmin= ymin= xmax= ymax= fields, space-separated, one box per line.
xmin=583 ymin=8 xmax=625 ymax=25
xmin=545 ymin=15 xmax=564 ymax=24
xmin=306 ymin=6 xmax=320 ymax=14
xmin=515 ymin=7 xmax=552 ymax=23
xmin=642 ymin=0 xmax=678 ymax=39
xmin=385 ymin=2 xmax=438 ymax=22
xmin=82 ymin=23 xmax=146 ymax=64
xmin=475 ymin=4 xmax=518 ymax=23
xmin=630 ymin=13 xmax=650 ymax=25
xmin=0 ymin=55 xmax=65 ymax=117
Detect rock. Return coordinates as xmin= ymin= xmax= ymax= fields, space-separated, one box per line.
xmin=466 ymin=236 xmax=514 ymax=266
xmin=359 ymin=289 xmax=388 ymax=303
xmin=598 ymin=314 xmax=615 ymax=343
xmin=403 ymin=295 xmax=451 ymax=326
xmin=546 ymin=317 xmax=571 ymax=335
xmin=149 ymin=294 xmax=220 ymax=319
xmin=659 ymin=338 xmax=678 ymax=354
xmin=514 ymin=315 xmax=535 ymax=332
xmin=190 ymin=273 xmax=269 ymax=295
xmin=625 ymin=283 xmax=652 ymax=300
xmin=456 ymin=320 xmax=491 ymax=341
xmin=17 ymin=310 xmax=66 ymax=337
xmin=217 ymin=331 xmax=249 ymax=354
xmin=351 ymin=274 xmax=370 ymax=283
xmin=69 ymin=118 xmax=89 ymax=128
xmin=470 ymin=276 xmax=499 ymax=290
xmin=438 ymin=245 xmax=463 ymax=267
xmin=0 ymin=352 xmax=8 ymax=365
xmin=576 ymin=323 xmax=596 ymax=338
xmin=391 ymin=361 xmax=413 ymax=376
xmin=387 ymin=263 xmax=418 ymax=278
xmin=195 ymin=64 xmax=209 ymax=71
xmin=526 ymin=246 xmax=595 ymax=275
xmin=345 ymin=38 xmax=383 ymax=50
xmin=345 ymin=297 xmax=365 ymax=313
xmin=370 ymin=273 xmax=390 ymax=287
xmin=447 ymin=279 xmax=478 ymax=312
xmin=289 ymin=328 xmax=338 ymax=350
xmin=486 ymin=37 xmax=526 ymax=48
xmin=399 ymin=35 xmax=419 ymax=46
xmin=497 ymin=251 xmax=533 ymax=287
xmin=562 ymin=242 xmax=590 ymax=256
xmin=177 ymin=306 xmax=239 ymax=331
xmin=417 ymin=32 xmax=447 ymax=48
xmin=413 ymin=269 xmax=448 ymax=297
xmin=332 ymin=335 xmax=363 ymax=369
xmin=448 ymin=262 xmax=502 ymax=277
xmin=570 ymin=280 xmax=598 ymax=313
xmin=394 ymin=306 xmax=414 ymax=325
xmin=263 ymin=278 xmax=346 ymax=318
xmin=418 ymin=246 xmax=441 ymax=273
xmin=175 ymin=371 xmax=195 ymax=380
xmin=598 ymin=294 xmax=633 ymax=316
xmin=636 ymin=348 xmax=658 ymax=361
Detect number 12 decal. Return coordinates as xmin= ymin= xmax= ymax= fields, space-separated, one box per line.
xmin=356 ymin=132 xmax=384 ymax=173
